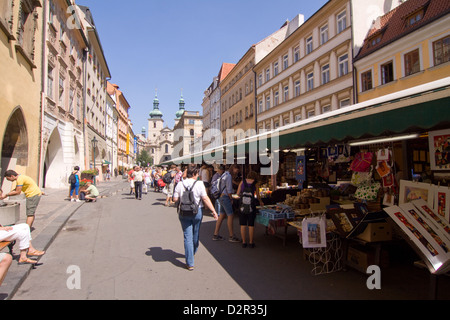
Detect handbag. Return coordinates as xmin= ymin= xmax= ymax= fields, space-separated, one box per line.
xmin=355 ymin=182 xmax=381 ymax=201
xmin=350 ymin=152 xmax=373 ymax=172
xmin=351 ymin=166 xmax=373 ymax=186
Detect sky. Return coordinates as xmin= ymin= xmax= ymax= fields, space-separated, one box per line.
xmin=77 ymin=0 xmax=329 ymax=132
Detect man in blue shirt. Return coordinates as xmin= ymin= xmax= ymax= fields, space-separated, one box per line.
xmin=212 ymin=164 xmax=241 ymax=242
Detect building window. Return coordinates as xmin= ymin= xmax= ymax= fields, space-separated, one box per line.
xmin=265 ymin=68 xmax=270 ymax=82
xmin=258 ymin=74 xmax=262 ymax=87
xmin=295 ymin=114 xmax=302 ymax=122
xmin=69 ymin=87 xmax=74 ymax=114
xmin=433 ymin=36 xmax=450 ymax=66
xmin=321 ymin=64 xmax=330 ymax=85
xmin=284 ymin=86 xmax=289 ymax=102
xmin=258 ymin=100 xmax=263 ymax=114
xmin=165 ymin=144 xmax=169 ymax=153
xmin=340 ymin=98 xmax=350 ymax=108
xmin=266 ymin=96 xmax=271 ymax=111
xmin=320 ymin=24 xmax=328 ymax=45
xmin=404 ymin=49 xmax=420 ymax=76
xmin=337 ymin=10 xmax=347 ymax=33
xmin=407 ymin=9 xmax=423 ymax=27
xmin=283 ymin=54 xmax=289 ymax=70
xmin=338 ymin=54 xmax=348 ymax=77
xmin=294 ymin=80 xmax=300 ymax=97
xmin=380 ymin=61 xmax=394 ymax=85
xmin=16 ymin=0 xmax=40 ymax=66
xmin=361 ymin=70 xmax=373 ymax=92
xmin=307 ymin=110 xmax=315 ymax=118
xmin=47 ymin=66 xmax=54 ymax=99
xmin=307 ymin=72 xmax=314 ymax=91
xmin=273 ymin=62 xmax=279 ymax=76
xmin=274 ymin=91 xmax=279 ymax=106
xmin=294 ymin=46 xmax=300 ymax=63
xmin=306 ymin=36 xmax=313 ymax=55
xmin=322 ymin=105 xmax=331 ymax=113
xmin=59 ymin=76 xmax=65 ymax=106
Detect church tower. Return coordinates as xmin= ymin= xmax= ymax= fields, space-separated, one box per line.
xmin=174 ymin=92 xmax=186 ymax=126
xmin=148 ymin=91 xmax=164 ymax=144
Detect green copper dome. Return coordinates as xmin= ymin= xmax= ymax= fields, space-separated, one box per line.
xmin=176 ymin=94 xmax=185 ymax=119
xmin=149 ymin=94 xmax=163 ymax=119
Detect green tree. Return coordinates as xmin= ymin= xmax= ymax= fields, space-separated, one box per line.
xmin=136 ymin=150 xmax=153 ymax=167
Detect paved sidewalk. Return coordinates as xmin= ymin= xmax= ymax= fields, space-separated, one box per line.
xmin=0 ymin=177 xmax=129 ymax=300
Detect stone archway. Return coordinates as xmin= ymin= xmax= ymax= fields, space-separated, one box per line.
xmin=43 ymin=128 xmax=64 ymax=189
xmin=1 ymin=107 xmax=28 ymax=189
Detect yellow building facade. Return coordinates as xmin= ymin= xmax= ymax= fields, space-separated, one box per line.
xmin=0 ymin=0 xmax=43 ymax=186
xmin=354 ymin=0 xmax=450 ymax=102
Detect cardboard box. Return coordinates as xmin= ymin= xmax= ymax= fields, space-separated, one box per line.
xmin=356 ymin=222 xmax=392 ymax=242
xmin=347 ymin=246 xmax=374 ymax=271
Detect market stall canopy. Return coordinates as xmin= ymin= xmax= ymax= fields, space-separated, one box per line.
xmin=162 ymin=77 xmax=450 ymax=165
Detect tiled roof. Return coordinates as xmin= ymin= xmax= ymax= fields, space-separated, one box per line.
xmin=355 ymin=0 xmax=450 ymax=61
xmin=218 ymin=63 xmax=236 ymax=82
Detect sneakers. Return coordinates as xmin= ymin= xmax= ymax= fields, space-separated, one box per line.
xmin=212 ymin=235 xmax=224 ymax=241
xmin=212 ymin=234 xmax=241 ymax=243
xmin=228 ymin=236 xmax=241 ymax=243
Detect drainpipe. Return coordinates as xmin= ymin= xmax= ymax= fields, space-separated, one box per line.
xmin=82 ymin=47 xmax=89 ymax=170
xmin=38 ymin=0 xmax=48 ymax=188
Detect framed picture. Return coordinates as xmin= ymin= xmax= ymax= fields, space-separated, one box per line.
xmin=399 ymin=180 xmax=434 ymax=207
xmin=429 ymin=129 xmax=450 ymax=171
xmin=302 ymin=216 xmax=327 ymax=248
xmin=434 ymin=186 xmax=450 ymax=224
xmin=412 ymin=199 xmax=450 ymax=243
xmin=384 ymin=205 xmax=450 ymax=274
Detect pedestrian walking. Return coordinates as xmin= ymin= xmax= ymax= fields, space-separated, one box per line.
xmin=128 ymin=167 xmax=135 ymax=195
xmin=212 ymin=164 xmax=241 ymax=243
xmin=172 ymin=166 xmax=218 ymax=271
xmin=69 ymin=166 xmax=81 ymax=202
xmin=236 ymin=171 xmax=263 ymax=248
xmin=132 ymin=166 xmax=144 ymax=200
xmin=0 ymin=170 xmax=42 ymax=228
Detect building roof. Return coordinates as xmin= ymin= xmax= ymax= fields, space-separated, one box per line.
xmin=355 ymin=0 xmax=450 ymax=61
xmin=218 ymin=63 xmax=236 ymax=82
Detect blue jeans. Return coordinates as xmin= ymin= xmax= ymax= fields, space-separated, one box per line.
xmin=70 ymin=183 xmax=79 ymax=196
xmin=179 ymin=207 xmax=203 ymax=268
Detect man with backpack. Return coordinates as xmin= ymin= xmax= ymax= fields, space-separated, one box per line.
xmin=212 ymin=164 xmax=241 ymax=243
xmin=173 ymin=166 xmax=218 ymax=271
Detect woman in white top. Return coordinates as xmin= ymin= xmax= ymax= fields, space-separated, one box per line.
xmin=173 ymin=166 xmax=218 ymax=271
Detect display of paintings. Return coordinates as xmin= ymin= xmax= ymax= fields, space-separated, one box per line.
xmin=412 ymin=199 xmax=450 ymax=243
xmin=434 ymin=186 xmax=450 ymax=224
xmin=328 ymin=206 xmax=364 ymax=238
xmin=428 ymin=129 xmax=450 ymax=171
xmin=302 ymin=216 xmax=327 ymax=248
xmin=399 ymin=180 xmax=434 ymax=207
xmin=384 ymin=205 xmax=450 ymax=274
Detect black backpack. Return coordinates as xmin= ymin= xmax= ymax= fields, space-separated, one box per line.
xmin=178 ymin=181 xmax=199 ymax=216
xmin=68 ymin=173 xmax=77 ymax=184
xmin=239 ymin=181 xmax=255 ymax=215
xmin=163 ymin=171 xmax=173 ymax=184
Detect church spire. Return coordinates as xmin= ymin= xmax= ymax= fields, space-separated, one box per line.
xmin=176 ymin=89 xmax=185 ymax=119
xmin=149 ymin=89 xmax=163 ymax=119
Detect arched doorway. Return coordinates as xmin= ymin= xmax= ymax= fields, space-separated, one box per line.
xmin=43 ymin=128 xmax=64 ymax=189
xmin=1 ymin=108 xmax=28 ymax=188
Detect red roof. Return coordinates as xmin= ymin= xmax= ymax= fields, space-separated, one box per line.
xmin=218 ymin=63 xmax=236 ymax=82
xmin=355 ymin=0 xmax=450 ymax=60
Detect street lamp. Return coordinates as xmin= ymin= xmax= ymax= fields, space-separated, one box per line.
xmin=92 ymin=136 xmax=98 ymax=185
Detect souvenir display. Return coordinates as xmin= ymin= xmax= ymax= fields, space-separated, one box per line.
xmin=428 ymin=129 xmax=450 ymax=171
xmin=399 ymin=180 xmax=434 ymax=207
xmin=349 ymin=152 xmax=373 ymax=172
xmin=384 ymin=204 xmax=450 ymax=275
xmin=434 ymin=186 xmax=450 ymax=223
xmin=302 ymin=215 xmax=327 ymax=248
